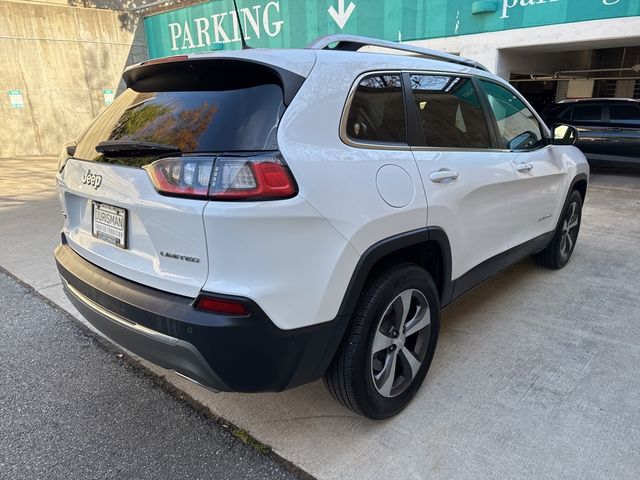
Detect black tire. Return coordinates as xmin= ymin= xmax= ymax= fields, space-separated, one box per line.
xmin=534 ymin=189 xmax=583 ymax=269
xmin=323 ymin=264 xmax=440 ymax=419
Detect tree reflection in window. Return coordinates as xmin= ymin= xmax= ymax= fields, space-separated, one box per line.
xmin=74 ymin=84 xmax=285 ymax=163
xmin=347 ymin=74 xmax=406 ymax=143
xmin=110 ymin=92 xmax=218 ymax=153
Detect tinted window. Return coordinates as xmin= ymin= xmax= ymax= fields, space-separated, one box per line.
xmin=609 ymin=104 xmax=640 ymax=124
xmin=479 ymin=80 xmax=543 ymax=150
xmin=556 ymin=107 xmax=572 ymax=122
xmin=571 ymin=105 xmax=602 ymax=122
xmin=74 ymin=85 xmax=284 ymax=162
xmin=409 ymin=75 xmax=491 ymax=148
xmin=346 ymin=74 xmax=406 ymax=144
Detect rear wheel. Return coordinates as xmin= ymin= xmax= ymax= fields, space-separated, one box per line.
xmin=534 ymin=190 xmax=583 ymax=269
xmin=323 ymin=264 xmax=440 ymax=419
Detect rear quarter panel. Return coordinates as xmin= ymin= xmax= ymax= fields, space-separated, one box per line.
xmin=277 ymin=55 xmax=429 ymax=255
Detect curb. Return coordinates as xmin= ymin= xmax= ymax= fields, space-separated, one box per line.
xmin=0 ymin=265 xmax=317 ymax=480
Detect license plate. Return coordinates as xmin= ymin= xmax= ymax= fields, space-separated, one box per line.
xmin=92 ymin=201 xmax=127 ymax=249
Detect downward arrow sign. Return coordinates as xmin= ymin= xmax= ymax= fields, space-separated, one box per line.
xmin=328 ymin=0 xmax=356 ymax=30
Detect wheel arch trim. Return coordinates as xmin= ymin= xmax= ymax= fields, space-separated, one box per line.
xmin=555 ymin=173 xmax=588 ymax=233
xmin=570 ymin=173 xmax=588 ymax=199
xmin=337 ymin=227 xmax=453 ymax=317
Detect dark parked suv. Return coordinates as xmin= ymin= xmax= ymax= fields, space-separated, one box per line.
xmin=542 ymin=98 xmax=640 ymax=167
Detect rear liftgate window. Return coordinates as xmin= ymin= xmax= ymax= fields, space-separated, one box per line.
xmin=70 ymin=60 xmax=302 ymax=200
xmin=74 ymin=74 xmax=286 ymax=165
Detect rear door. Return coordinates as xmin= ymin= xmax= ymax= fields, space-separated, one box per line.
xmin=57 ymin=59 xmax=297 ymax=297
xmin=601 ymin=102 xmax=640 ymax=163
xmin=408 ymin=73 xmax=515 ymax=284
xmin=477 ymin=80 xmax=565 ymax=248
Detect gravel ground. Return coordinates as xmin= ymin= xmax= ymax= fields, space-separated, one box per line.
xmin=0 ymin=269 xmax=304 ymax=480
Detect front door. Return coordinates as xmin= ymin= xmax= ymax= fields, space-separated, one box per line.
xmin=602 ymin=102 xmax=640 ymax=164
xmin=477 ymin=80 xmax=566 ymax=249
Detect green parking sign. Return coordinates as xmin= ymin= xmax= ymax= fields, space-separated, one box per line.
xmin=103 ymin=89 xmax=115 ymax=105
xmin=143 ymin=0 xmax=640 ymax=59
xmin=8 ymin=90 xmax=24 ymax=109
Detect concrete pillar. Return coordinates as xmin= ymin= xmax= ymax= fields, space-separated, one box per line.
xmin=615 ymin=79 xmax=636 ymax=98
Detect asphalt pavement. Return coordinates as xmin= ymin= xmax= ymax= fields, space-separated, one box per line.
xmin=0 ymin=269 xmax=303 ymax=480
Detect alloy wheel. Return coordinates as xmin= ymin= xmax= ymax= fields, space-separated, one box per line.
xmin=560 ymin=201 xmax=580 ymax=260
xmin=370 ymin=289 xmax=431 ymax=398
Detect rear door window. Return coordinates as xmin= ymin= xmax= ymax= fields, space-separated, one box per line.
xmin=74 ymin=84 xmax=284 ymax=162
xmin=345 ymin=74 xmax=407 ymax=144
xmin=571 ymin=105 xmax=602 ymax=122
xmin=409 ymin=74 xmax=492 ymax=148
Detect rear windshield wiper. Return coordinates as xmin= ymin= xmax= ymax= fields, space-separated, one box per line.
xmin=95 ymin=140 xmax=181 ymax=155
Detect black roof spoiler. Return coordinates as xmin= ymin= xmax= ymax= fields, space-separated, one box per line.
xmin=122 ymin=56 xmax=306 ymax=105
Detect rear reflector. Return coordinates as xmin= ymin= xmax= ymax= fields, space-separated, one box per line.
xmin=195 ymin=296 xmax=249 ymax=316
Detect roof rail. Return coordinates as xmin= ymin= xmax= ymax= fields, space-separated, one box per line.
xmin=306 ymin=34 xmax=489 ymax=72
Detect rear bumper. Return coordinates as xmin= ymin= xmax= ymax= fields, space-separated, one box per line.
xmin=54 ymin=239 xmax=347 ymax=392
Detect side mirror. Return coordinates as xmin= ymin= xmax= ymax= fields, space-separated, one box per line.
xmin=551 ymin=124 xmax=578 ymax=146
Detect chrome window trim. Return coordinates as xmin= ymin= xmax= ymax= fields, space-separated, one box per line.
xmin=340 ymin=69 xmax=552 ymax=153
xmin=410 ymin=144 xmax=554 ymax=154
xmin=411 ymin=146 xmax=511 ymax=153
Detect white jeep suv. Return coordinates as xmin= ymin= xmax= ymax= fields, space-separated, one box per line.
xmin=55 ymin=35 xmax=588 ymax=419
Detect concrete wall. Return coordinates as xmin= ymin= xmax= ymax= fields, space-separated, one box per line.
xmin=0 ymin=0 xmax=148 ymax=157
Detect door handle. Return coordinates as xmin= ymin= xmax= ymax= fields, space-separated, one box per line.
xmin=515 ymin=162 xmax=533 ymax=172
xmin=429 ymin=170 xmax=460 ymax=183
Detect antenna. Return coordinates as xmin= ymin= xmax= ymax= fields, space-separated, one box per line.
xmin=233 ymin=0 xmax=251 ymax=50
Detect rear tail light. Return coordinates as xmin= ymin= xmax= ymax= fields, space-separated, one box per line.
xmin=146 ymin=158 xmax=212 ymax=199
xmin=209 ymin=155 xmax=296 ymax=199
xmin=195 ymin=295 xmax=249 ymax=316
xmin=146 ymin=152 xmax=297 ymax=201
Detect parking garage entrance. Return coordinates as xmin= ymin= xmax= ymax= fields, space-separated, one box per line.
xmin=504 ymin=45 xmax=640 ymax=113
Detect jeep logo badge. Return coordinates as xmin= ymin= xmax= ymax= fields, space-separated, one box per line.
xmin=82 ymin=169 xmax=102 ymax=189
